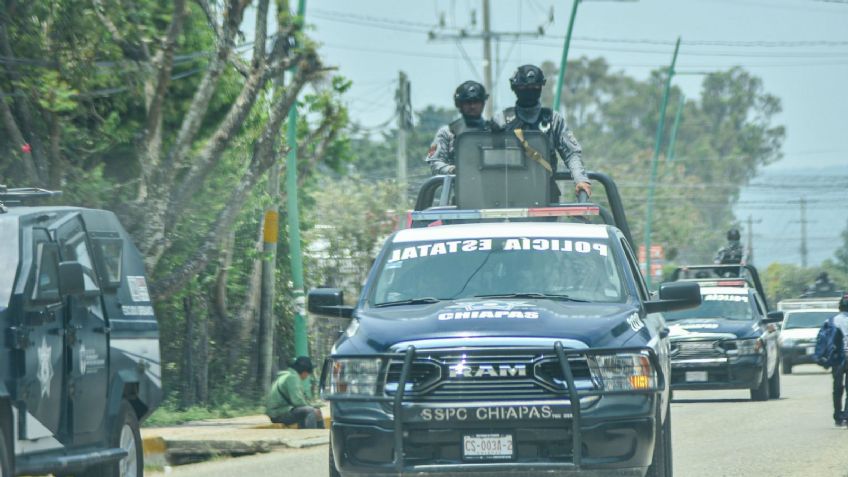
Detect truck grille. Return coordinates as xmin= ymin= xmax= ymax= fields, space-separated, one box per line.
xmin=385 ymin=351 xmax=594 ymax=402
xmin=671 ymin=340 xmax=726 ymax=360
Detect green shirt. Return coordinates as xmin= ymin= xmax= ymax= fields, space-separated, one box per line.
xmin=266 ymin=368 xmax=310 ymax=419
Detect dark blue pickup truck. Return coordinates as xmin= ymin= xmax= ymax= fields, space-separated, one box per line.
xmin=310 ymin=131 xmax=701 ymax=477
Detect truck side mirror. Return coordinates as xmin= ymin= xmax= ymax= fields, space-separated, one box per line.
xmin=644 ymin=281 xmax=701 ymax=314
xmin=308 ymin=288 xmax=354 ymax=318
xmin=58 ymin=261 xmax=86 ymax=296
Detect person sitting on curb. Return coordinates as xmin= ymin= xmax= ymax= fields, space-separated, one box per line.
xmin=266 ymin=356 xmax=324 ymax=429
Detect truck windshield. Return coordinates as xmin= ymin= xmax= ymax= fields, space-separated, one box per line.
xmin=783 ymin=311 xmax=834 ymax=329
xmin=370 ymin=236 xmax=624 ymax=306
xmin=0 ymin=217 xmax=19 ymax=311
xmin=665 ymin=292 xmax=753 ymax=321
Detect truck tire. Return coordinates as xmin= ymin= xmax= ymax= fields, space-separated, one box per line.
xmin=782 ymin=360 xmax=793 ymax=375
xmin=329 ymin=444 xmax=341 ymax=477
xmin=750 ymin=357 xmax=770 ymax=401
xmin=0 ymin=424 xmax=11 ymax=477
xmin=646 ymin=401 xmax=672 ymax=477
xmin=81 ymin=400 xmax=143 ymax=477
xmin=768 ymin=360 xmax=781 ymax=399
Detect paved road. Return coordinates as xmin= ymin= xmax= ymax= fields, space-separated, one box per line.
xmin=152 ymin=364 xmax=848 ymax=477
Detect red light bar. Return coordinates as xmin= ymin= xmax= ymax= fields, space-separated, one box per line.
xmin=717 ymin=280 xmax=746 ymax=287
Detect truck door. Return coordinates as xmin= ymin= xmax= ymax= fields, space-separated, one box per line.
xmin=54 ymin=216 xmax=108 ymax=439
xmin=15 ymin=229 xmax=67 ymax=448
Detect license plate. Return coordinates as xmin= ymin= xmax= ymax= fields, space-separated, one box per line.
xmin=462 ymin=434 xmax=514 ymax=460
xmin=686 ymin=371 xmax=708 ymax=382
xmin=806 ymin=346 xmax=816 ymax=355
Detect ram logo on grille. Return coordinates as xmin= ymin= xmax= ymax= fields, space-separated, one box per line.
xmin=449 ymin=363 xmax=528 ymax=378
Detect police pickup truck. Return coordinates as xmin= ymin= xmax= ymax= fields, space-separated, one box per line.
xmin=666 ymin=265 xmax=783 ymax=400
xmin=310 ymin=130 xmax=701 ymax=477
xmin=0 ymin=187 xmax=161 ymax=477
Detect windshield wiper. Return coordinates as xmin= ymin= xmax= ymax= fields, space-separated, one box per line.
xmin=472 ymin=293 xmax=589 ymax=302
xmin=373 ymin=297 xmax=442 ymax=308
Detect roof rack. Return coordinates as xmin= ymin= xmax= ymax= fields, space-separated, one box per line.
xmin=0 ymin=185 xmax=62 ymax=213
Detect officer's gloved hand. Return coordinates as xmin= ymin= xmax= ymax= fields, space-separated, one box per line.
xmin=445 ymin=165 xmax=456 ymax=174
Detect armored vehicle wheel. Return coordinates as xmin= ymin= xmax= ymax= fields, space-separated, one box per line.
xmin=0 ymin=425 xmax=11 ymax=477
xmin=750 ymin=357 xmax=770 ymax=401
xmin=782 ymin=361 xmax=793 ymax=375
xmin=646 ymin=401 xmax=672 ymax=477
xmin=329 ymin=444 xmax=341 ymax=477
xmin=81 ymin=401 xmax=142 ymax=477
xmin=768 ymin=361 xmax=781 ymax=399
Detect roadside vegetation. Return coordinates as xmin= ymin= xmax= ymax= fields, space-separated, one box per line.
xmin=6 ymin=1 xmax=843 ymax=421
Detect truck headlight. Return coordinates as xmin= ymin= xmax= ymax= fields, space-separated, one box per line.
xmin=325 ymin=358 xmax=383 ymax=397
xmin=588 ymin=352 xmax=657 ymax=391
xmin=728 ymin=338 xmax=762 ymax=355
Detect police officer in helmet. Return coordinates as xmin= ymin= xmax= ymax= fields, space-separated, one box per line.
xmin=714 ymin=228 xmax=745 ymax=265
xmin=425 ymin=80 xmax=490 ymax=175
xmin=494 ymin=64 xmax=591 ymax=200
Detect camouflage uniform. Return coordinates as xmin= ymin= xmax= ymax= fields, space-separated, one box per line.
xmin=425 ymin=118 xmax=488 ymax=175
xmin=713 ymin=240 xmax=745 ymax=265
xmin=493 ymin=105 xmax=589 ymax=184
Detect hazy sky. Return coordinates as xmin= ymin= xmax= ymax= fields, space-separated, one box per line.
xmin=252 ymin=0 xmax=848 ymax=267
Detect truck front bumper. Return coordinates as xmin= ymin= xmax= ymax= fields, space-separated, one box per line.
xmin=670 ymin=354 xmax=764 ymax=390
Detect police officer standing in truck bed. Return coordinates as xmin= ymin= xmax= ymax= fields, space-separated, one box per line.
xmin=425 ymin=81 xmax=491 ymax=175
xmin=494 ymin=64 xmax=591 ymax=200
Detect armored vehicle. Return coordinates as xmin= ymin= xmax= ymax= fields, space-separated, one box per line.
xmin=310 ymin=130 xmax=700 ymax=476
xmin=0 ymin=187 xmax=161 ymax=477
xmin=667 ymin=265 xmax=783 ymax=400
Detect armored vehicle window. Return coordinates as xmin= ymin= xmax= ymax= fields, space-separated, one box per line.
xmin=58 ymin=224 xmax=100 ymax=293
xmin=0 ymin=217 xmax=18 ymax=310
xmin=620 ymin=238 xmax=648 ymax=301
xmin=371 ymin=236 xmax=624 ymax=305
xmin=32 ymin=242 xmax=61 ymax=303
xmin=92 ymin=238 xmax=123 ymax=288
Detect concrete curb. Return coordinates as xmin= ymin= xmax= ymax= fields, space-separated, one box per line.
xmin=141 ymin=411 xmax=331 ymax=466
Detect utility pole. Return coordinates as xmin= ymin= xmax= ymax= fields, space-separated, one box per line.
xmin=800 ymin=196 xmax=808 ymax=268
xmin=667 ymin=94 xmax=685 ymax=162
xmin=257 ymin=160 xmax=280 ymax=391
xmin=428 ymin=5 xmax=545 ymax=113
xmin=481 ymin=0 xmax=493 ymax=118
xmin=643 ymin=37 xmax=681 ymax=289
xmin=288 ymin=0 xmax=309 ymax=360
xmin=396 ymin=71 xmax=412 ymax=207
xmin=747 ymin=215 xmax=754 ymax=265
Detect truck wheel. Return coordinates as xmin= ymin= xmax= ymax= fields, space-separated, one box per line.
xmin=768 ymin=360 xmax=781 ymax=399
xmin=329 ymin=443 xmax=341 ymax=477
xmin=646 ymin=401 xmax=672 ymax=477
xmin=750 ymin=357 xmax=770 ymax=401
xmin=81 ymin=401 xmax=143 ymax=477
xmin=782 ymin=361 xmax=793 ymax=375
xmin=0 ymin=424 xmax=11 ymax=477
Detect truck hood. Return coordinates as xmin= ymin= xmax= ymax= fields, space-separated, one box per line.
xmin=667 ymin=317 xmax=760 ymax=340
xmin=336 ymin=298 xmax=648 ymax=353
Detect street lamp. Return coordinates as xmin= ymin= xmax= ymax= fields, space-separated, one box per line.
xmin=552 ymin=0 xmax=639 ymax=112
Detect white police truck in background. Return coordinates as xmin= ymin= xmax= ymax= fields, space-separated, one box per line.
xmin=0 ymin=187 xmax=161 ymax=477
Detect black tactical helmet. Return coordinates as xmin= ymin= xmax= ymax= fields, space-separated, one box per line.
xmin=818 ymin=271 xmax=829 ymax=281
xmin=509 ymin=64 xmax=546 ymax=90
xmin=454 ymin=81 xmax=488 ymax=107
xmin=727 ymin=228 xmax=740 ymax=241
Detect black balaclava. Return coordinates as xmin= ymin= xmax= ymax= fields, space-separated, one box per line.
xmin=515 ymin=88 xmax=542 ymax=107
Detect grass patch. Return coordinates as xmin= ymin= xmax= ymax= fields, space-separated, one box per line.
xmin=144 ymin=403 xmax=265 ymax=427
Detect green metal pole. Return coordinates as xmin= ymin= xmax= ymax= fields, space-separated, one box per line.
xmin=667 ymin=94 xmax=685 ymax=162
xmin=552 ymin=0 xmax=580 ymax=112
xmin=287 ymin=0 xmax=308 ymax=357
xmin=643 ymin=37 xmax=680 ymax=289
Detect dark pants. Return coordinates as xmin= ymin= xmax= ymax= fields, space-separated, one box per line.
xmin=271 ymin=406 xmax=324 ymax=429
xmin=832 ymin=364 xmax=848 ymax=422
